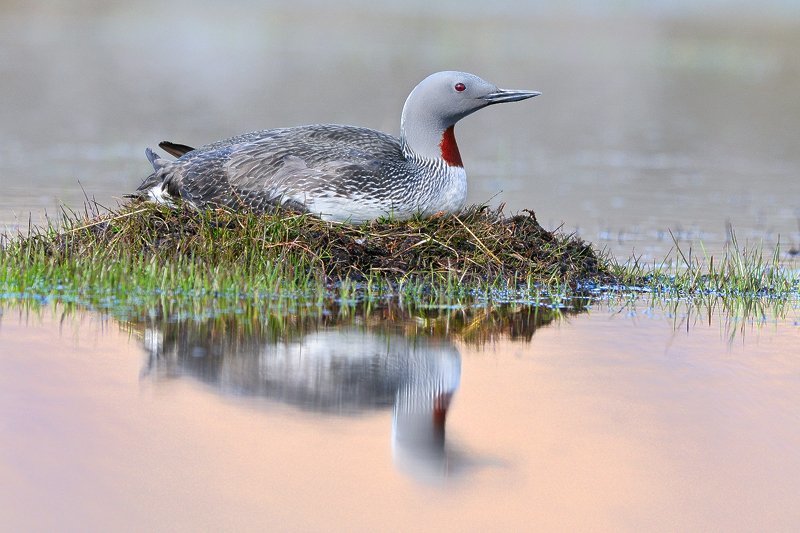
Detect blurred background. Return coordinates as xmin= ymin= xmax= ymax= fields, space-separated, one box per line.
xmin=1 ymin=0 xmax=799 ymax=260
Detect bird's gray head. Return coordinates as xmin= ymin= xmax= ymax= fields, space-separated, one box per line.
xmin=400 ymin=71 xmax=540 ymax=165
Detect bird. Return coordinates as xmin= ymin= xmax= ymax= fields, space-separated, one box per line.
xmin=133 ymin=71 xmax=539 ymax=223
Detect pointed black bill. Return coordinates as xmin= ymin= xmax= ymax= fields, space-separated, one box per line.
xmin=481 ymin=89 xmax=541 ymax=104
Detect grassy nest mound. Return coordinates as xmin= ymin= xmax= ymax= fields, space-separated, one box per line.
xmin=4 ymin=202 xmax=611 ymax=292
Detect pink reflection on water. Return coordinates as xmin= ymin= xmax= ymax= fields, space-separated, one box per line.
xmin=1 ymin=305 xmax=800 ymax=530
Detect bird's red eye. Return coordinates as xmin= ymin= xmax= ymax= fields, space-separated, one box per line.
xmin=454 ymin=83 xmax=466 ymax=92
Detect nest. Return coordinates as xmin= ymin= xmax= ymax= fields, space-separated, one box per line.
xmin=22 ymin=202 xmax=612 ymax=289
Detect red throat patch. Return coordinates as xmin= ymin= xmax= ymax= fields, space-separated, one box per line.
xmin=439 ymin=126 xmax=463 ymax=167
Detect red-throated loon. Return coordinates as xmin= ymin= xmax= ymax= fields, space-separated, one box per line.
xmin=134 ymin=71 xmax=539 ymax=223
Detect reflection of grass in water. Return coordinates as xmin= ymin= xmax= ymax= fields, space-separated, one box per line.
xmin=0 ymin=296 xmax=582 ymax=347
xmin=606 ymin=290 xmax=798 ymax=343
xmin=606 ymin=225 xmax=800 ymax=340
xmin=4 ymin=292 xmax=792 ymax=353
xmin=0 ymin=202 xmax=606 ymax=303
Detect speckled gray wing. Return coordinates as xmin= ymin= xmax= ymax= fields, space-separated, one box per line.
xmin=160 ymin=124 xmax=411 ymax=213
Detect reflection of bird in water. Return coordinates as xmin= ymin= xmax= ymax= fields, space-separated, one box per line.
xmin=391 ymin=343 xmax=460 ymax=482
xmin=141 ymin=324 xmax=461 ymax=482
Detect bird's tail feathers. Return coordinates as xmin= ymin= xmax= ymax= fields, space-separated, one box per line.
xmin=159 ymin=141 xmax=195 ymax=158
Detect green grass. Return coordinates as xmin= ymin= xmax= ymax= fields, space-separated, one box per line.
xmin=0 ymin=202 xmax=607 ymax=306
xmin=612 ymin=229 xmax=800 ymax=297
xmin=1 ymin=202 xmax=798 ymax=314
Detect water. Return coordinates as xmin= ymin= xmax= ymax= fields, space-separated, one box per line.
xmin=1 ymin=2 xmax=799 ymax=260
xmin=2 ymin=299 xmax=799 ymax=530
xmin=3 ymin=2 xmax=800 ymax=530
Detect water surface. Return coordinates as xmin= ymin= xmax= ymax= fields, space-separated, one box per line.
xmin=2 ymin=299 xmax=799 ymax=530
xmin=3 ymin=4 xmax=800 ymax=529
